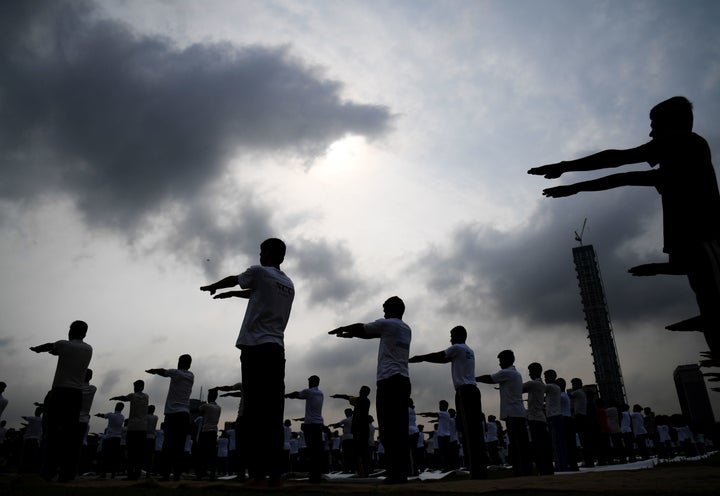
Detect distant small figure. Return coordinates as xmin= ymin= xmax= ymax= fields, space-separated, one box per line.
xmin=329 ymin=296 xmax=411 ymax=484
xmin=331 ymin=385 xmax=372 ymax=477
xmin=522 ymin=362 xmax=554 ymax=475
xmin=110 ymin=380 xmax=150 ymax=480
xmin=410 ymin=326 xmax=487 ymax=479
xmin=286 ymin=375 xmax=324 ymax=482
xmin=146 ymin=354 xmax=194 ymax=481
xmin=476 ymin=350 xmax=532 ymax=476
xmin=95 ymin=403 xmax=125 ymax=478
xmin=0 ymin=382 xmax=8 ymax=420
xmin=30 ymin=320 xmax=92 ymax=482
xmin=196 ymin=389 xmax=222 ymax=481
xmin=201 ymin=238 xmax=294 ymax=487
xmin=528 ymin=96 xmax=720 ymax=359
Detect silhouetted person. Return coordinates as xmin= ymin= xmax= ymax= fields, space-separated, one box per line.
xmin=145 ymin=405 xmax=159 ymax=477
xmin=0 ymin=382 xmax=7 ymax=420
xmin=329 ymin=408 xmax=355 ymax=473
xmin=146 ymin=353 xmax=194 ymax=481
xmin=329 ymin=296 xmax=411 ymax=484
xmin=410 ymin=326 xmax=488 ymax=479
xmin=215 ymin=382 xmax=246 ymax=480
xmin=196 ymin=388 xmax=221 ymax=480
xmin=286 ymin=375 xmax=324 ymax=482
xmin=529 ymin=96 xmax=720 ymax=359
xmin=331 ymin=385 xmax=372 ymax=477
xmin=476 ymin=350 xmax=532 ymax=476
xmin=76 ymin=368 xmax=96 ymax=477
xmin=568 ymin=378 xmax=593 ymax=467
xmin=201 ymin=238 xmax=294 ymax=487
xmin=417 ymin=400 xmax=452 ymax=471
xmin=95 ymin=402 xmax=125 ymax=478
xmin=30 ymin=320 xmax=92 ymax=482
xmin=523 ymin=362 xmax=554 ymax=475
xmin=110 ymin=380 xmax=150 ymax=480
xmin=543 ymin=369 xmax=568 ymax=471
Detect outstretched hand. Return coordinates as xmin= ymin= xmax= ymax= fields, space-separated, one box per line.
xmin=628 ymin=262 xmax=686 ymax=277
xmin=200 ymin=285 xmax=216 ymax=296
xmin=408 ymin=355 xmax=422 ymax=363
xmin=542 ymin=185 xmax=577 ymax=198
xmin=329 ymin=327 xmax=352 ymax=338
xmin=213 ymin=292 xmax=233 ymax=299
xmin=527 ymin=163 xmax=564 ymax=179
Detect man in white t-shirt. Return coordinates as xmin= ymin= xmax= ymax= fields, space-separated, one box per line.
xmin=95 ymin=403 xmax=125 ymax=477
xmin=523 ymin=362 xmax=554 ymax=475
xmin=286 ymin=375 xmax=324 ymax=482
xmin=476 ymin=349 xmax=532 ymax=476
xmin=329 ymin=296 xmax=411 ymax=484
xmin=410 ymin=326 xmax=488 ymax=479
xmin=543 ymin=369 xmax=568 ymax=471
xmin=30 ymin=320 xmax=92 ymax=482
xmin=110 ymin=380 xmax=150 ymax=480
xmin=146 ymin=354 xmax=194 ymax=481
xmin=196 ymin=389 xmax=222 ymax=480
xmin=201 ymin=238 xmax=294 ymax=487
xmin=0 ymin=382 xmax=8 ymax=420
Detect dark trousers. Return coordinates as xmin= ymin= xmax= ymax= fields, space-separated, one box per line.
xmin=43 ymin=387 xmax=82 ymax=481
xmin=302 ymin=423 xmax=324 ymax=482
xmin=547 ymin=415 xmax=568 ymax=470
xmin=195 ymin=431 xmax=218 ymax=479
xmin=455 ymin=384 xmax=487 ymax=479
xmin=241 ymin=343 xmax=285 ymax=480
xmin=528 ymin=420 xmax=554 ymax=475
xmin=126 ymin=430 xmax=146 ymax=479
xmin=376 ymin=374 xmax=410 ymax=483
xmin=505 ymin=417 xmax=532 ymax=476
xmin=162 ymin=411 xmax=190 ymax=480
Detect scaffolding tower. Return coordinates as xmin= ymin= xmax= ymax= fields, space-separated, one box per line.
xmin=572 ymin=244 xmax=627 ymax=406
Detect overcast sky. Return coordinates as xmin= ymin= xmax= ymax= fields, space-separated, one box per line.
xmin=1 ymin=0 xmax=719 ymax=434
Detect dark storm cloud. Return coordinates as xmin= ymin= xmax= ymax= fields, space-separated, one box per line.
xmin=415 ymin=185 xmax=697 ymax=330
xmin=0 ymin=0 xmax=392 ymax=232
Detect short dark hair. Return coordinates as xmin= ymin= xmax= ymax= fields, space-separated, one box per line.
xmin=261 ymin=238 xmax=286 ymax=262
xmin=650 ymin=96 xmax=693 ymax=132
xmin=383 ymin=296 xmax=405 ymax=317
xmin=450 ymin=325 xmax=467 ymax=341
xmin=498 ymin=349 xmax=515 ymax=363
xmin=69 ymin=320 xmax=88 ymax=339
xmin=178 ymin=354 xmax=192 ymax=369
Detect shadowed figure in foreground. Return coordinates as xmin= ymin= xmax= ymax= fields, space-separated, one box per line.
xmin=528 ymin=96 xmax=720 ymax=361
xmin=329 ymin=296 xmax=411 ymax=484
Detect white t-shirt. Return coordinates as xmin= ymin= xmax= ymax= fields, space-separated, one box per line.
xmin=485 ymin=421 xmax=498 ymax=442
xmin=444 ymin=343 xmax=476 ymax=388
xmin=199 ymin=402 xmax=222 ymax=432
xmin=118 ymin=392 xmax=149 ymax=431
xmin=560 ymin=392 xmax=571 ymax=417
xmin=363 ymin=318 xmax=411 ymax=381
xmin=490 ymin=366 xmax=526 ymax=420
xmin=620 ymin=411 xmax=632 ymax=433
xmin=236 ymin=265 xmax=294 ymax=348
xmin=79 ymin=384 xmax=96 ymax=423
xmin=217 ymin=437 xmax=229 ymax=457
xmin=51 ymin=339 xmax=92 ymax=389
xmin=569 ymin=388 xmax=587 ymax=416
xmin=408 ymin=407 xmax=419 ymax=435
xmin=22 ymin=416 xmax=43 ymax=440
xmin=631 ymin=411 xmax=647 ymax=436
xmin=104 ymin=411 xmax=125 ymax=438
xmin=146 ymin=414 xmax=159 ymax=438
xmin=298 ymin=387 xmax=324 ymax=425
xmin=544 ymin=383 xmax=562 ymax=418
xmin=437 ymin=410 xmax=451 ymax=436
xmin=523 ymin=379 xmax=547 ymax=422
xmin=164 ymin=369 xmax=194 ymax=414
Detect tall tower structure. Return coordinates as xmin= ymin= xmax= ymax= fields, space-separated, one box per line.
xmin=673 ymin=364 xmax=716 ymax=433
xmin=572 ymin=241 xmax=627 ymax=406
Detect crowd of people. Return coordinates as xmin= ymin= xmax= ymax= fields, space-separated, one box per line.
xmin=3 ymin=95 xmax=720 ymax=483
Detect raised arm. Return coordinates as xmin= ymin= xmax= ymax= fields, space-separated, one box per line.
xmin=200 ymin=275 xmax=240 ymax=296
xmin=285 ymin=391 xmax=301 ymax=399
xmin=30 ymin=342 xmax=55 ymax=354
xmin=330 ymin=394 xmax=351 ymax=400
xmin=528 ymin=145 xmax=649 ymax=178
xmin=328 ymin=323 xmax=374 ymax=339
xmin=475 ymin=374 xmax=495 ymax=384
xmin=409 ymin=351 xmax=449 ymax=364
xmin=109 ymin=394 xmax=131 ymax=401
xmin=146 ymin=368 xmax=169 ymax=377
xmin=212 ymin=289 xmax=253 ymax=300
xmin=542 ymin=170 xmax=658 ymax=198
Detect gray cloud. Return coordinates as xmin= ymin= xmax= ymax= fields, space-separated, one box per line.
xmin=414 ymin=185 xmax=699 ymax=333
xmin=0 ymin=0 xmax=392 ymax=239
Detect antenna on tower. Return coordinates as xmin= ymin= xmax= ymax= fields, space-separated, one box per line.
xmin=574 ymin=218 xmax=587 ymax=246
